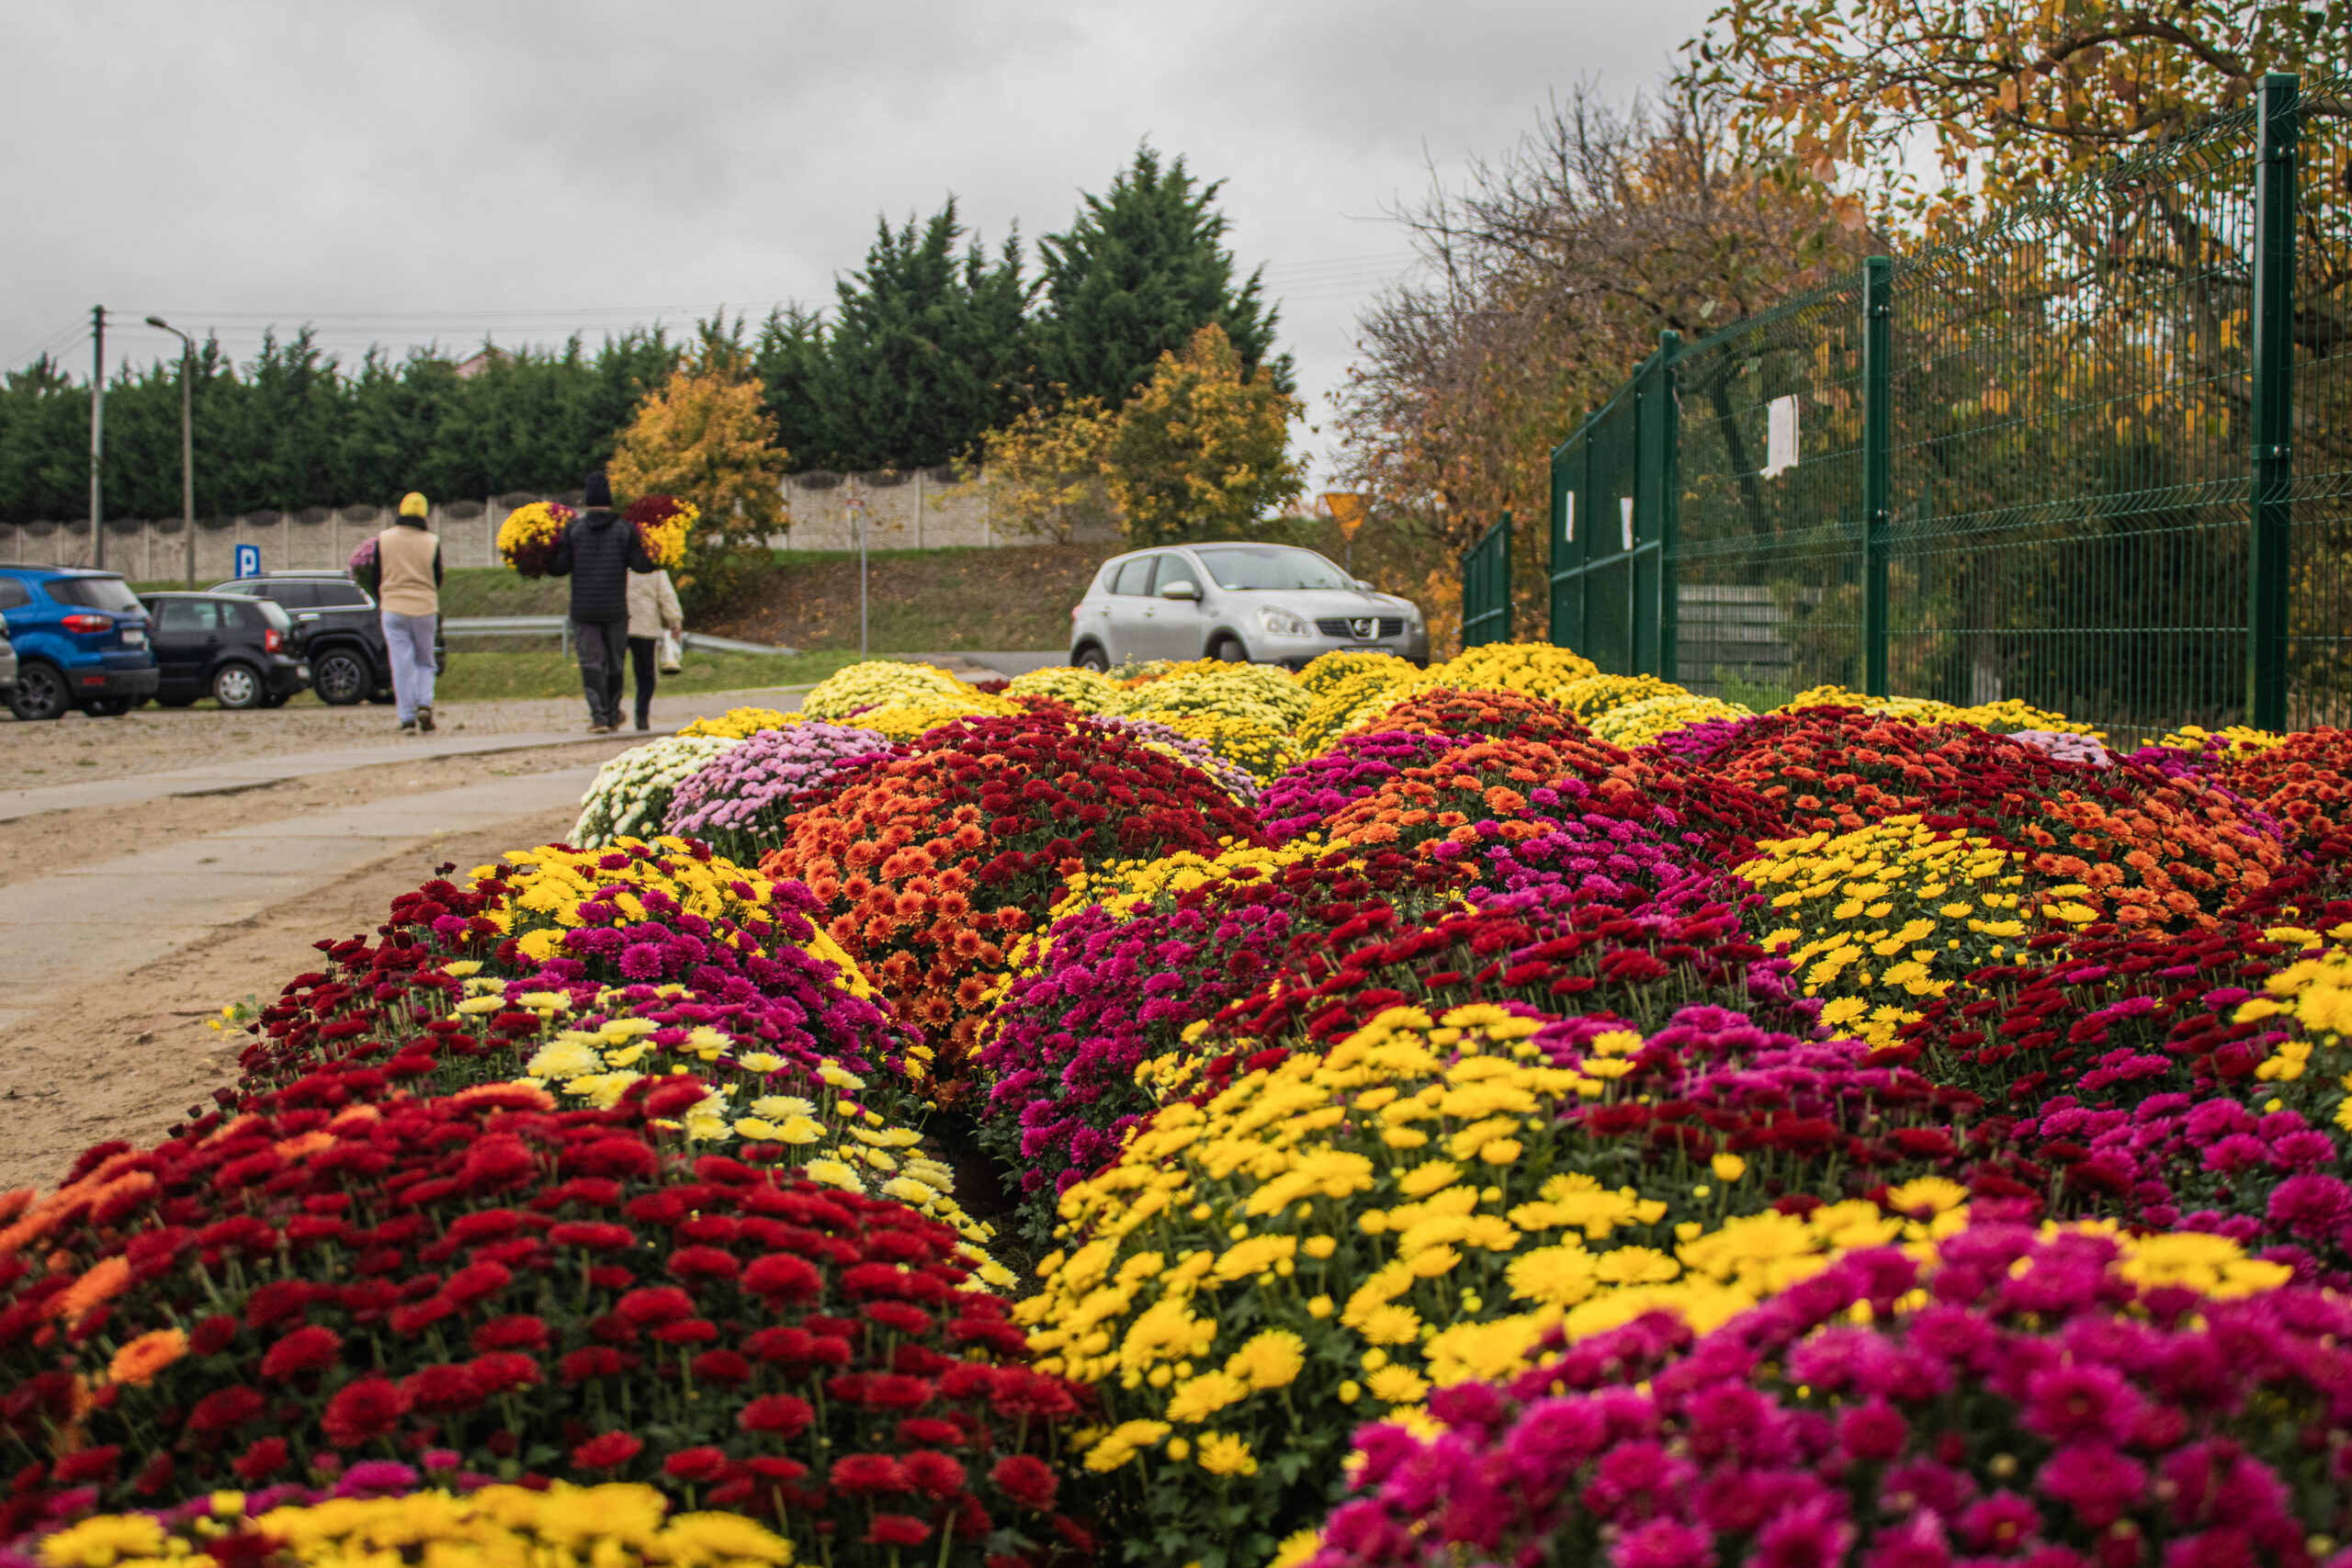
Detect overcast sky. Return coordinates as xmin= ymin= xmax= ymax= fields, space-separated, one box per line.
xmin=4 ymin=0 xmax=1715 ymax=487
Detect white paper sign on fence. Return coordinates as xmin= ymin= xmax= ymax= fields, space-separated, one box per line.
xmin=1619 ymin=497 xmax=1635 ymax=552
xmin=1763 ymin=394 xmax=1800 ymax=479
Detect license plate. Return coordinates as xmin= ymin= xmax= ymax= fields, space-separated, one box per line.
xmin=119 ymin=629 xmax=145 ymax=648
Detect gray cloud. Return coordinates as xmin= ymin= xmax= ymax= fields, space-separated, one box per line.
xmin=4 ymin=0 xmax=1713 ymax=483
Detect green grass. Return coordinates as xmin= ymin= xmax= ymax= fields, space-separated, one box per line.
xmin=426 ymin=648 xmax=868 ymax=704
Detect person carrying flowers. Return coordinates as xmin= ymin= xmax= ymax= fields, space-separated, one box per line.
xmin=549 ymin=469 xmax=654 ymax=733
xmin=360 ymin=491 xmax=443 ymax=734
xmin=626 ymin=558 xmax=684 ymax=732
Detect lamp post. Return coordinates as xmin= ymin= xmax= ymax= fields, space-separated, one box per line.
xmin=145 ymin=317 xmax=196 ymax=585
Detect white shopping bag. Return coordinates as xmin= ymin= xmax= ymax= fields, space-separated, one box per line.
xmin=660 ymin=629 xmax=684 ymax=673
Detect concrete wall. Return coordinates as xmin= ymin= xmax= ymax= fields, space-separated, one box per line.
xmin=0 ymin=468 xmax=1122 ymax=579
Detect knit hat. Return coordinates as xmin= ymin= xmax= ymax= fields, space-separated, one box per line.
xmin=583 ymin=471 xmax=612 ymax=507
xmin=399 ymin=492 xmax=428 ymax=518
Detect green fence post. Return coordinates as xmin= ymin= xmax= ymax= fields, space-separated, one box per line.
xmin=1656 ymin=330 xmax=1680 ymax=684
xmin=1861 ymin=254 xmax=1893 ymax=697
xmin=2249 ymin=72 xmax=2299 ymax=731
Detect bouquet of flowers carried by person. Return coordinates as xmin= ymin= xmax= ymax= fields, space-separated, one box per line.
xmin=623 ymin=493 xmax=697 ymax=570
xmin=346 ymin=535 xmax=379 ymax=595
xmin=495 ymin=499 xmax=574 ymax=577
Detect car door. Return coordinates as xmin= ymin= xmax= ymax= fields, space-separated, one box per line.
xmin=1101 ymin=555 xmax=1162 ymax=664
xmin=150 ymin=599 xmax=216 ymax=694
xmin=1145 ymin=551 xmax=1208 ymax=659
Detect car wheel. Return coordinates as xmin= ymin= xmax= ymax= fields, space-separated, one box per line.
xmin=212 ymin=662 xmax=264 ymax=710
xmin=1073 ymin=643 xmax=1110 ymax=673
xmin=6 ymin=662 xmax=68 ymax=721
xmin=311 ymin=649 xmax=370 ymax=706
xmin=1211 ymin=636 xmax=1250 ymax=664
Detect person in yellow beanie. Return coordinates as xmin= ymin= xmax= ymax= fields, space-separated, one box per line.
xmin=372 ymin=492 xmax=443 ymax=732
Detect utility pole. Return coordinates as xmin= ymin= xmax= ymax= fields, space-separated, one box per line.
xmin=846 ymin=486 xmax=868 ymax=657
xmin=89 ymin=306 xmax=106 ymax=570
xmin=147 ymin=318 xmax=197 ymax=584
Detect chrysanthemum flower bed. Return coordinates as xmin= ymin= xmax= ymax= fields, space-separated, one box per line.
xmin=21 ymin=645 xmax=2352 ymax=1568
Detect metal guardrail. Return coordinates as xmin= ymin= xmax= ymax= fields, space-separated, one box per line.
xmin=439 ymin=617 xmax=799 ymax=658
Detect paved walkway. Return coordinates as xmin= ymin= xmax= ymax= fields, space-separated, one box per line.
xmin=0 ymin=728 xmax=667 ymax=822
xmin=0 ymin=685 xmax=820 ymax=822
xmin=0 ymin=764 xmax=605 ymax=1037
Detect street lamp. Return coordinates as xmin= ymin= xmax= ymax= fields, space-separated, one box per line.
xmin=145 ymin=316 xmax=196 ymax=586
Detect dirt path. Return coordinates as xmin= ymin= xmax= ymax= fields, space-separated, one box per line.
xmin=0 ymin=802 xmax=582 ymax=1193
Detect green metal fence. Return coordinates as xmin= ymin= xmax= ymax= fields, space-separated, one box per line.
xmin=1462 ymin=512 xmax=1514 ymax=648
xmin=1506 ymin=71 xmax=2347 ymax=745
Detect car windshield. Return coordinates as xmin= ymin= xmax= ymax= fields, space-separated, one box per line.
xmin=42 ymin=576 xmax=143 ymax=613
xmin=1193 ymin=547 xmax=1353 ymax=592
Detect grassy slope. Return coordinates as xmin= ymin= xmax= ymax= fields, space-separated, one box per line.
xmin=147 ymin=521 xmax=1454 ymax=659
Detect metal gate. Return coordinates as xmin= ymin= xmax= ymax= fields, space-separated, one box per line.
xmin=1461 ymin=513 xmax=1513 ymax=648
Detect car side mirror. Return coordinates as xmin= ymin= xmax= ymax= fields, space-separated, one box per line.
xmin=1159 ymin=580 xmax=1201 ymax=601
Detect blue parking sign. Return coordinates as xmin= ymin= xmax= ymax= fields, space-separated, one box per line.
xmin=233 ymin=544 xmax=261 ymax=579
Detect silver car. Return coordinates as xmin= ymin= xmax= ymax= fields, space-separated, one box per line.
xmin=1069 ymin=543 xmax=1428 ymax=671
xmin=0 ymin=621 xmax=14 ymax=703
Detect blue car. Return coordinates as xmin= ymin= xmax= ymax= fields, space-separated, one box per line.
xmin=0 ymin=566 xmax=161 ymax=721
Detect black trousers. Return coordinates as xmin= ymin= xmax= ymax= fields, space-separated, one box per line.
xmin=573 ymin=618 xmax=629 ymax=727
xmin=628 ymin=636 xmax=658 ymax=727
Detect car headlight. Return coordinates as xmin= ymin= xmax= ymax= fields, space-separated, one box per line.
xmin=1256 ymin=606 xmax=1312 ymax=637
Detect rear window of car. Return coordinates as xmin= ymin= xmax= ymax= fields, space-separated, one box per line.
xmin=248 ymin=599 xmax=295 ymax=631
xmin=42 ymin=575 xmax=144 ymax=613
xmin=155 ymin=599 xmax=223 ymax=633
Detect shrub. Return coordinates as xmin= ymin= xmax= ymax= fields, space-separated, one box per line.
xmin=973 ymin=846 xmax=1456 ymax=1242
xmin=1015 ymin=1005 xmax=1995 ymax=1568
xmin=664 ymin=723 xmax=899 ymax=864
xmin=759 ymin=713 xmax=1264 ymax=1104
xmin=0 ymin=1077 xmax=1091 ymax=1566
xmin=571 ymin=739 xmax=741 ymax=850
xmin=1309 ymin=1224 xmax=2301 ymax=1568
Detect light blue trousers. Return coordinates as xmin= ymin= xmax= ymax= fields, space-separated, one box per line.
xmin=382 ymin=610 xmax=437 ymax=722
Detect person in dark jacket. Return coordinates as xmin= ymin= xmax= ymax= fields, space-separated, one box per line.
xmin=548 ymin=470 xmax=655 ymax=733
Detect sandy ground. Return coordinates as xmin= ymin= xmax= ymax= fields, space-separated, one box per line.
xmin=0 ymin=739 xmax=635 ymax=890
xmin=0 ymin=800 xmax=583 ymax=1192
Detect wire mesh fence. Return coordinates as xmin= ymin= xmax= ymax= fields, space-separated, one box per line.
xmin=1514 ymin=72 xmax=2337 ymax=746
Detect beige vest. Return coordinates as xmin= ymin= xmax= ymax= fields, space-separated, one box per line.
xmin=377 ymin=525 xmax=439 ymax=616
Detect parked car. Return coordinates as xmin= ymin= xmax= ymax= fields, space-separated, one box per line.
xmin=140 ymin=592 xmax=310 ymax=710
xmin=1068 ymin=543 xmax=1428 ymax=671
xmin=208 ymin=570 xmax=444 ymax=705
xmin=0 ymin=566 xmax=159 ymax=721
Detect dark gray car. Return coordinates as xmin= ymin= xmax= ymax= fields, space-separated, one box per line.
xmin=209 ymin=570 xmax=445 ymax=705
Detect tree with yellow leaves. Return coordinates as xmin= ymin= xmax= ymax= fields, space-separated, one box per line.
xmin=1100 ymin=323 xmax=1305 ymax=547
xmin=1691 ymin=0 xmax=2339 ymax=215
xmin=971 ymin=392 xmax=1115 ymax=544
xmin=610 ymin=336 xmax=790 ymax=609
